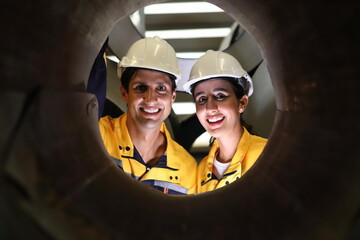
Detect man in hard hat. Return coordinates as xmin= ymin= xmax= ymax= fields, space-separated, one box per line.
xmin=99 ymin=37 xmax=197 ymax=195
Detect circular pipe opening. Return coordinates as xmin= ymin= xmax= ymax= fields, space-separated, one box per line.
xmin=1 ymin=1 xmax=359 ymax=239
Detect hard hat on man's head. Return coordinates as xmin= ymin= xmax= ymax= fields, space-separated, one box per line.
xmin=117 ymin=36 xmax=181 ymax=81
xmin=182 ymin=50 xmax=253 ymax=96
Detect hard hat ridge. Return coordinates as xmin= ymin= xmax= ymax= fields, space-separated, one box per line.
xmin=183 ymin=50 xmax=253 ymax=96
xmin=117 ymin=36 xmax=181 ymax=81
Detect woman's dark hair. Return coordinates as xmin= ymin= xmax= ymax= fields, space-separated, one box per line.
xmin=190 ymin=77 xmax=255 ymax=145
xmin=226 ymin=78 xmax=254 ymax=135
xmin=120 ymin=67 xmax=177 ymax=92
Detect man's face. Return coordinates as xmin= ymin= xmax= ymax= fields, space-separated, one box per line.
xmin=121 ymin=69 xmax=176 ymax=130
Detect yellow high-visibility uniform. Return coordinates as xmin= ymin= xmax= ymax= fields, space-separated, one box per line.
xmin=99 ymin=113 xmax=197 ymax=195
xmin=197 ymin=128 xmax=267 ymax=193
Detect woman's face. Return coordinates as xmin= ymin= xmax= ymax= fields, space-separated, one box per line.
xmin=193 ymin=78 xmax=248 ymax=138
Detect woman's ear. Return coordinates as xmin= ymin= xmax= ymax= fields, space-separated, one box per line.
xmin=239 ymin=95 xmax=249 ymax=113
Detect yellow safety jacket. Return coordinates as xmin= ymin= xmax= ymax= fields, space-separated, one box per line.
xmin=197 ymin=128 xmax=267 ymax=193
xmin=99 ymin=113 xmax=197 ymax=195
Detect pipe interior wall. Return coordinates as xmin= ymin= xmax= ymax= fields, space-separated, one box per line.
xmin=0 ymin=0 xmax=359 ymax=239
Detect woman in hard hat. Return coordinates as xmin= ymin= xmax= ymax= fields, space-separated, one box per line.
xmin=183 ymin=50 xmax=267 ymax=193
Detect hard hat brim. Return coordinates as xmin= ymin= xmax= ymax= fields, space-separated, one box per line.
xmin=119 ymin=64 xmax=182 ymax=81
xmin=183 ymin=73 xmax=253 ymax=96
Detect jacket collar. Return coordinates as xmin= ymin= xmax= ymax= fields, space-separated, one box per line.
xmin=206 ymin=127 xmax=251 ymax=173
xmin=116 ymin=113 xmax=180 ymax=170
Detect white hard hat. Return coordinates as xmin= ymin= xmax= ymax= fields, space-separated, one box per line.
xmin=183 ymin=50 xmax=253 ymax=96
xmin=117 ymin=36 xmax=181 ymax=81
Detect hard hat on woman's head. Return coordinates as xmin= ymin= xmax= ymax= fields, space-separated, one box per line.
xmin=183 ymin=50 xmax=253 ymax=96
xmin=117 ymin=36 xmax=181 ymax=81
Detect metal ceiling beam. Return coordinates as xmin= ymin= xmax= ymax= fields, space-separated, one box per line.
xmin=145 ymin=12 xmax=234 ymax=30
xmin=166 ymin=37 xmax=223 ymax=52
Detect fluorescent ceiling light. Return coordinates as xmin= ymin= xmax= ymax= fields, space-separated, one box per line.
xmin=106 ymin=55 xmax=120 ymax=63
xmin=144 ymin=2 xmax=223 ymax=15
xmin=176 ymin=52 xmax=205 ymax=59
xmin=145 ymin=28 xmax=231 ymax=39
xmin=129 ymin=11 xmax=141 ymax=28
xmin=172 ymin=102 xmax=196 ymax=115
